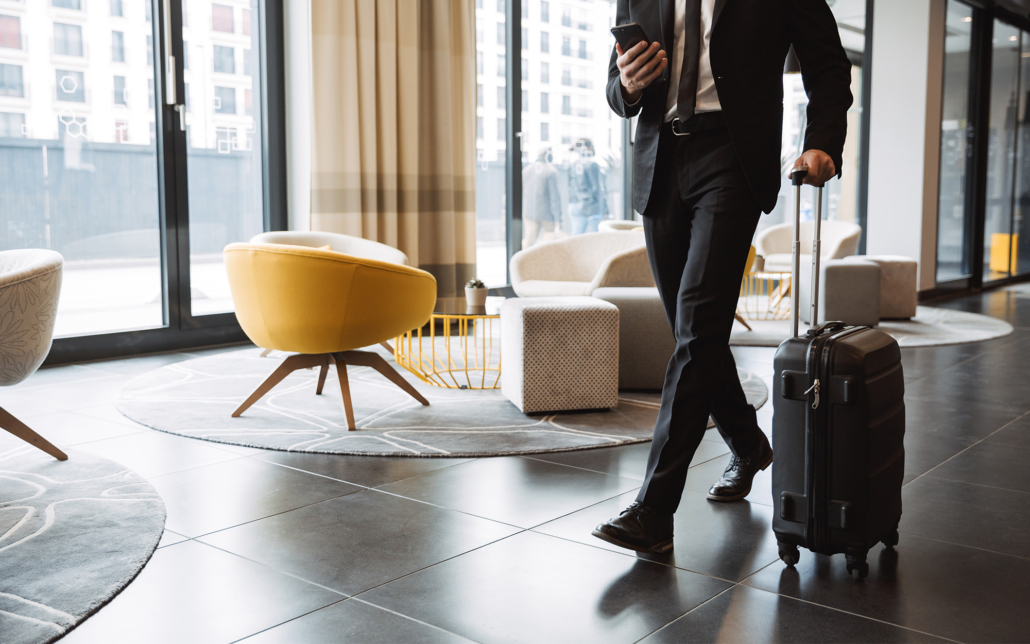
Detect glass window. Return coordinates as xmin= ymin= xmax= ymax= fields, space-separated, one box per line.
xmin=2 ymin=10 xmax=164 ymax=336
xmin=497 ymin=21 xmax=505 ymax=45
xmin=497 ymin=0 xmax=505 ymax=12
xmin=497 ymin=85 xmax=505 ymax=109
xmin=1015 ymin=31 xmax=1030 ymax=276
xmin=562 ymin=35 xmax=571 ymax=56
xmin=214 ymin=86 xmax=236 ymax=114
xmin=183 ymin=41 xmax=189 ymax=69
xmin=213 ymin=44 xmax=235 ymax=73
xmin=983 ymin=21 xmax=1021 ymax=281
xmin=540 ymin=121 xmax=549 ymax=141
xmin=540 ymin=91 xmax=549 ymax=113
xmin=522 ymin=89 xmax=528 ymax=112
xmin=147 ymin=34 xmax=153 ymax=66
xmin=242 ymin=8 xmax=251 ymax=36
xmin=54 ymin=23 xmax=83 ymax=56
xmin=55 ymin=70 xmax=85 ymax=102
xmin=113 ymin=75 xmax=126 ymax=105
xmin=521 ymin=57 xmax=528 ymax=80
xmin=112 ymin=31 xmax=125 ymax=62
xmin=212 ymin=4 xmax=234 ymax=33
xmin=936 ymin=1 xmax=975 ymax=282
xmin=477 ymin=51 xmax=483 ymax=75
xmin=522 ymin=27 xmax=528 ymax=49
xmin=521 ymin=0 xmax=528 ymax=19
xmin=477 ymin=116 xmax=484 ymax=139
xmin=562 ymin=94 xmax=571 ymax=114
xmin=497 ymin=54 xmax=505 ymax=77
xmin=561 ymin=67 xmax=571 ymax=85
xmin=0 ymin=15 xmax=21 ymax=49
xmin=478 ymin=83 xmax=483 ymax=106
xmin=541 ymin=31 xmax=549 ymax=53
xmin=540 ymin=61 xmax=549 ymax=83
xmin=578 ymin=39 xmax=587 ymax=59
xmin=497 ymin=117 xmax=504 ymax=140
xmin=52 ymin=0 xmax=82 ymax=9
xmin=541 ymin=1 xmax=549 ymax=23
xmin=562 ymin=6 xmax=571 ymax=27
xmin=110 ymin=0 xmax=123 ymax=17
xmin=0 ymin=112 xmax=25 ymax=137
xmin=0 ymin=63 xmax=24 ymax=97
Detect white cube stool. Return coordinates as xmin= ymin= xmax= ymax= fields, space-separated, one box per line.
xmin=800 ymin=258 xmax=881 ymax=327
xmin=592 ymin=287 xmax=674 ymax=390
xmin=501 ymin=297 xmax=619 ymax=413
xmin=863 ymin=255 xmax=918 ymax=319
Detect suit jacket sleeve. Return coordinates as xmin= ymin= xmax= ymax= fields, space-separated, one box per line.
xmin=787 ymin=0 xmax=854 ymax=178
xmin=606 ymin=0 xmax=643 ymax=119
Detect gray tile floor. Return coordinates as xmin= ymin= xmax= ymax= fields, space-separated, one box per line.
xmin=5 ymin=289 xmax=1029 ymax=643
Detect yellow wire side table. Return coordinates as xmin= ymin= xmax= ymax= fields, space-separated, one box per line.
xmin=394 ymin=298 xmax=503 ymax=390
xmin=737 ymin=271 xmax=793 ymax=321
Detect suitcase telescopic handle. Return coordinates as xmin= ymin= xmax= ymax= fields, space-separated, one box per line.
xmin=789 ymin=165 xmax=825 ymax=339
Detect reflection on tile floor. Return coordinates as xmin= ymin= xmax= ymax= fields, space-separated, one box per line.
xmin=24 ymin=288 xmax=1030 ymax=642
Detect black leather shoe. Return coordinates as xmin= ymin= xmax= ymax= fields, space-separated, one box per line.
xmin=707 ymin=437 xmax=773 ymax=502
xmin=591 ymin=502 xmax=674 ymax=553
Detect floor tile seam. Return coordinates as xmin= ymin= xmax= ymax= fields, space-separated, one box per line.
xmin=131 ymin=452 xmax=252 ymax=482
xmin=187 ymin=537 xmax=353 ymax=598
xmin=43 ymin=427 xmax=149 ymax=450
xmin=71 ymin=405 xmax=150 ymax=429
xmin=906 ymin=408 xmax=1030 ymax=488
xmin=516 ymin=454 xmax=644 ymax=481
xmin=894 ymin=529 xmax=1030 ymax=562
xmin=228 ymin=597 xmax=352 ymax=644
xmin=366 ymin=487 xmax=529 ymax=530
xmin=900 ymin=337 xmax=1030 ymax=388
xmin=630 ymin=584 xmax=738 ymax=644
xmin=348 ymin=597 xmax=484 ymax=644
xmin=345 ymin=529 xmax=531 ymax=602
xmin=367 ymin=457 xmax=484 ymax=489
xmin=523 ymin=526 xmax=745 ymax=585
xmin=252 ymin=457 xmax=376 ymax=488
xmin=921 ymin=473 xmax=1030 ymax=497
xmin=11 ymin=371 xmax=127 ymax=393
xmin=521 ymin=486 xmax=650 ymax=531
xmin=179 ymin=488 xmax=366 ymax=540
xmin=736 ymin=584 xmax=964 ymax=643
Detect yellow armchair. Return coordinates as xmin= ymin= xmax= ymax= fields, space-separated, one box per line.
xmin=223 ymin=243 xmax=437 ymax=430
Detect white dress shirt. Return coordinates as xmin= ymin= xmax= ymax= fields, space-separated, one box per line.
xmin=664 ymin=0 xmax=722 ymax=122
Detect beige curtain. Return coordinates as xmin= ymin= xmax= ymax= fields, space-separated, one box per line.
xmin=310 ymin=0 xmax=477 ymax=298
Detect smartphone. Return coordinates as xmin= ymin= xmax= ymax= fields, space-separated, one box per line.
xmin=610 ymin=23 xmax=650 ymax=52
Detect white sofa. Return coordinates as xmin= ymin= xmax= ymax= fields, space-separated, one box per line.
xmin=509 ymin=231 xmax=654 ymax=297
xmin=0 ymin=249 xmax=68 ymax=460
xmin=755 ymin=220 xmax=862 ymax=273
xmin=598 ymin=220 xmax=644 ymax=232
xmin=250 ymin=231 xmax=409 ymax=266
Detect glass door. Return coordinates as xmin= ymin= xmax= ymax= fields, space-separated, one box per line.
xmin=1015 ymin=31 xmax=1030 ymax=277
xmin=0 ymin=0 xmax=164 ymax=337
xmin=0 ymin=0 xmax=284 ymax=362
xmin=936 ymin=0 xmax=976 ymax=284
xmin=182 ymin=0 xmax=266 ymax=316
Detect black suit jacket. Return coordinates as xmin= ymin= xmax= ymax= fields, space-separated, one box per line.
xmin=607 ymin=0 xmax=854 ymax=215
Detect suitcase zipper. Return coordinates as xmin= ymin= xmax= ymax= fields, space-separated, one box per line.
xmin=805 ymin=379 xmax=820 ymax=409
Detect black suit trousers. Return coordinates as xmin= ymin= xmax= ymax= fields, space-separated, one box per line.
xmin=636 ymin=123 xmax=765 ymax=514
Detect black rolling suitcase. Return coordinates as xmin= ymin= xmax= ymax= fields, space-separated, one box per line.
xmin=771 ymin=166 xmax=906 ymax=580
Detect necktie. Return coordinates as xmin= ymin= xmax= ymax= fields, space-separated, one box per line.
xmin=677 ymin=0 xmax=702 ymax=121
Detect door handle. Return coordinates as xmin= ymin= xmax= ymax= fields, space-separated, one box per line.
xmin=162 ymin=0 xmax=176 ymax=106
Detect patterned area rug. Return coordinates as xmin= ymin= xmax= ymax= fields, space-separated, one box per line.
xmin=730 ymin=305 xmax=1013 ymax=347
xmin=115 ymin=348 xmax=769 ymax=457
xmin=0 ymin=439 xmax=165 ymax=644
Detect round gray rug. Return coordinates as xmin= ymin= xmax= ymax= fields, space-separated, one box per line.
xmin=115 ymin=348 xmax=769 ymax=457
xmin=730 ymin=305 xmax=1013 ymax=347
xmin=0 ymin=439 xmax=166 ymax=644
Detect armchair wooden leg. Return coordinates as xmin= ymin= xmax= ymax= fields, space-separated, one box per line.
xmin=315 ymin=355 xmax=329 ymax=395
xmin=260 ymin=348 xmax=272 ymax=357
xmin=329 ymin=354 xmax=357 ymax=430
xmin=340 ymin=350 xmax=430 ymax=407
xmin=233 ymin=353 xmax=326 ymax=417
xmin=734 ymin=312 xmax=753 ymax=331
xmin=379 ymin=341 xmax=395 ymax=355
xmin=0 ymin=406 xmax=68 ymax=461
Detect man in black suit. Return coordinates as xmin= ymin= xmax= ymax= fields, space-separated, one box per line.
xmin=593 ymin=0 xmax=853 ymax=553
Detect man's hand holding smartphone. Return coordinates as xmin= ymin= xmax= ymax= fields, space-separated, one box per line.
xmin=616 ymin=41 xmax=668 ymax=104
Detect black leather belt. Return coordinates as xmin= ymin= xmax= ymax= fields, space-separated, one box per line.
xmin=668 ymin=111 xmax=726 ymax=136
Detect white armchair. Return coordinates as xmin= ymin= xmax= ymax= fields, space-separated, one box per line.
xmin=250 ymin=231 xmax=409 ymax=266
xmin=0 ymin=249 xmax=67 ymax=460
xmin=598 ymin=220 xmax=644 ymax=232
xmin=509 ymin=231 xmax=654 ymax=297
xmin=755 ymin=220 xmax=862 ymax=273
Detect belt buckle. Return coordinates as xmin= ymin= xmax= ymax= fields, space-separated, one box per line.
xmin=671 ymin=118 xmax=691 ymax=137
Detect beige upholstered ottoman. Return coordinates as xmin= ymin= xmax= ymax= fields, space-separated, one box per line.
xmin=592 ymin=287 xmax=674 ymax=390
xmin=863 ymin=255 xmax=918 ymax=319
xmin=800 ymin=258 xmax=881 ymax=327
xmin=501 ymin=297 xmax=619 ymax=413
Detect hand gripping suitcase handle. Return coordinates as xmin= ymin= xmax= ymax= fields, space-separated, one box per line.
xmin=789 ymin=165 xmax=825 ymax=339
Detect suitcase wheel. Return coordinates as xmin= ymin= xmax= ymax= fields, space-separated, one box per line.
xmin=882 ymin=528 xmax=900 ymax=550
xmin=778 ymin=542 xmax=800 ymax=568
xmin=845 ymin=554 xmax=869 ymax=581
